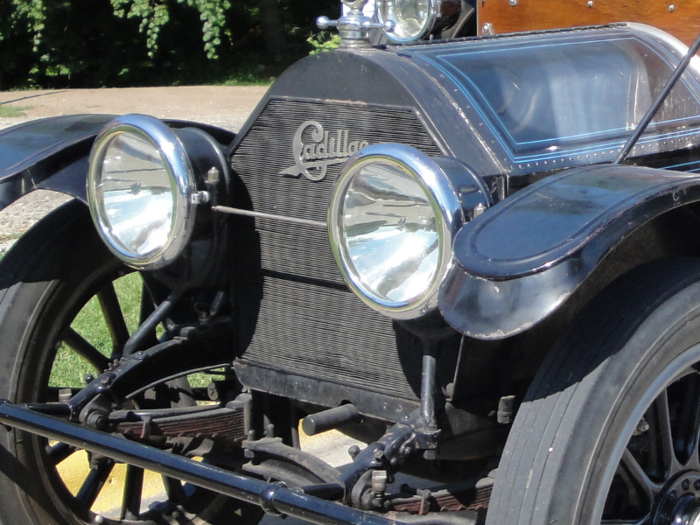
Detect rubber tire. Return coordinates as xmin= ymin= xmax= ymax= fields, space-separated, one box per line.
xmin=486 ymin=258 xmax=700 ymax=525
xmin=0 ymin=200 xmax=261 ymax=525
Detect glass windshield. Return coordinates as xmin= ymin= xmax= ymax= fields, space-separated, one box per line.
xmin=412 ymin=26 xmax=700 ymax=159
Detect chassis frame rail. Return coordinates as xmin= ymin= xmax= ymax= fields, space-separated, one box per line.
xmin=0 ymin=400 xmax=401 ymax=525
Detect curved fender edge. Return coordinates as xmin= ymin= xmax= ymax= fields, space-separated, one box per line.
xmin=439 ymin=164 xmax=700 ymax=339
xmin=0 ymin=115 xmax=235 ymax=211
xmin=0 ymin=115 xmax=115 ymax=208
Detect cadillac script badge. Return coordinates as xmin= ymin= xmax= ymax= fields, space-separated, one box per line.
xmin=280 ymin=121 xmax=369 ymax=181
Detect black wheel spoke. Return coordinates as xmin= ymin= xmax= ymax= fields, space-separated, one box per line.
xmin=139 ymin=282 xmax=155 ymax=324
xmin=617 ymin=448 xmax=657 ymax=510
xmin=647 ymin=390 xmax=678 ymax=477
xmin=0 ymin=204 xmax=238 ymax=524
xmin=162 ymin=475 xmax=187 ymax=504
xmin=75 ymin=459 xmax=114 ymax=509
xmin=45 ymin=442 xmax=77 ymax=465
xmin=675 ymin=372 xmax=700 ymax=466
xmin=62 ymin=328 xmax=109 ymax=373
xmin=137 ymin=283 xmax=159 ymax=348
xmin=97 ymin=281 xmax=130 ymax=358
xmin=120 ymin=464 xmax=144 ymax=520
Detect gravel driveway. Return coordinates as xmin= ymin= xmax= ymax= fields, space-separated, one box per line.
xmin=0 ymin=86 xmax=268 ymax=250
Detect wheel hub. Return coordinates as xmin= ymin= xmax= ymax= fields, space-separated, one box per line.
xmin=656 ymin=472 xmax=700 ymax=525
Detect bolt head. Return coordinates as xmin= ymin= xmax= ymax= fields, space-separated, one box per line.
xmin=87 ymin=413 xmax=108 ymax=431
xmin=481 ymin=23 xmax=494 ymax=35
xmin=190 ymin=191 xmax=211 ymax=205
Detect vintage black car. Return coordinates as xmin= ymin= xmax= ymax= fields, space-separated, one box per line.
xmin=3 ymin=1 xmax=700 ymax=524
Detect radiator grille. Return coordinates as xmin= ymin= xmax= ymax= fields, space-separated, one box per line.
xmin=230 ymin=98 xmax=443 ymax=403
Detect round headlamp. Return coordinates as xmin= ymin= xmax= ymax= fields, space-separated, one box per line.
xmin=87 ymin=115 xmax=197 ymax=270
xmin=376 ymin=0 xmax=439 ymax=43
xmin=329 ymin=144 xmax=466 ymax=320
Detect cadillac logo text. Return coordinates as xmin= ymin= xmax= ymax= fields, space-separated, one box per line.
xmin=280 ymin=120 xmax=369 ymax=181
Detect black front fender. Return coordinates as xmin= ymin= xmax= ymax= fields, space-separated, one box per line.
xmin=0 ymin=114 xmax=236 ymax=211
xmin=0 ymin=115 xmax=115 ymax=209
xmin=439 ymin=164 xmax=700 ymax=339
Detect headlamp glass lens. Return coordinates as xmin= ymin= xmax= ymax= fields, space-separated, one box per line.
xmin=340 ymin=159 xmax=440 ymax=305
xmin=97 ymin=131 xmax=175 ymax=258
xmin=378 ymin=0 xmax=434 ymax=42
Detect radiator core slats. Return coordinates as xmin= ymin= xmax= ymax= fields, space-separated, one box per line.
xmin=230 ymin=99 xmax=442 ymax=405
xmin=255 ymin=219 xmax=341 ymax=284
xmin=236 ymin=277 xmax=424 ymax=399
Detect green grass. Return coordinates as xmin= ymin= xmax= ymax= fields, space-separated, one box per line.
xmin=49 ymin=272 xmax=143 ymax=388
xmin=0 ymin=103 xmax=29 ymax=118
xmin=49 ymin=272 xmax=213 ymax=391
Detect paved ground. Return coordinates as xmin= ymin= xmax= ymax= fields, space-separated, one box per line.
xmin=0 ymin=86 xmax=268 ymax=131
xmin=0 ymin=86 xmax=269 ymax=248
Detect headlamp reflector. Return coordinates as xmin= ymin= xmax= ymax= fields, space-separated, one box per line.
xmin=87 ymin=115 xmax=196 ymax=269
xmin=329 ymin=144 xmax=463 ymax=319
xmin=342 ymin=160 xmax=439 ymax=303
xmin=99 ymin=132 xmax=174 ymax=257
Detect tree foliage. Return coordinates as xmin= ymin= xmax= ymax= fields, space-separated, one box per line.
xmin=0 ymin=0 xmax=339 ymax=90
xmin=6 ymin=0 xmax=46 ymax=52
xmin=111 ymin=0 xmax=232 ymax=59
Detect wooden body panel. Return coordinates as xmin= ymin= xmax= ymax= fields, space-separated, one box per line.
xmin=478 ymin=0 xmax=699 ymax=46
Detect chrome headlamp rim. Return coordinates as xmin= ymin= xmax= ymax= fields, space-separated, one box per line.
xmin=87 ymin=114 xmax=196 ymax=270
xmin=329 ymin=143 xmax=463 ymax=320
xmin=376 ymin=0 xmax=439 ymax=44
